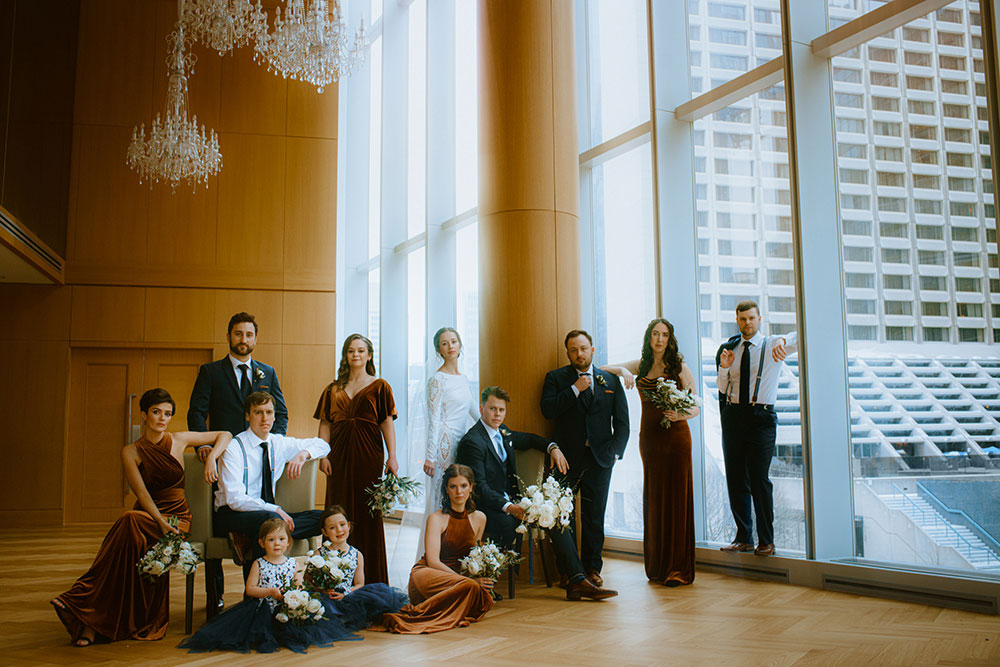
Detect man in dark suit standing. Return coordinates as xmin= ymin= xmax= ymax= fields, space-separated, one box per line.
xmin=540 ymin=330 xmax=629 ymax=588
xmin=187 ymin=311 xmax=289 ymax=607
xmin=456 ymin=386 xmax=616 ymax=601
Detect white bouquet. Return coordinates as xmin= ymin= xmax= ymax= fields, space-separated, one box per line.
xmin=137 ymin=516 xmax=203 ymax=582
xmin=302 ymin=543 xmax=350 ymax=592
xmin=274 ymin=586 xmax=326 ymax=625
xmin=365 ymin=473 xmax=423 ymax=516
xmin=458 ymin=540 xmax=522 ymax=581
xmin=642 ymin=377 xmax=701 ymax=429
xmin=514 ymin=475 xmax=576 ymax=534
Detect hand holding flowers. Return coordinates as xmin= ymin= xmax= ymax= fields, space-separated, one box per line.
xmin=642 ymin=377 xmax=701 ymax=429
xmin=302 ymin=543 xmax=349 ymax=593
xmin=513 ymin=475 xmax=576 ymax=535
xmin=137 ymin=516 xmax=203 ymax=581
xmin=274 ymin=586 xmax=326 ymax=625
xmin=365 ymin=473 xmax=422 ymax=517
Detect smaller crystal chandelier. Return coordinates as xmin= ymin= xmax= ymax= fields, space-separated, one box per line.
xmin=182 ymin=0 xmax=267 ymax=56
xmin=254 ymin=0 xmax=366 ymax=93
xmin=127 ymin=14 xmax=222 ymax=191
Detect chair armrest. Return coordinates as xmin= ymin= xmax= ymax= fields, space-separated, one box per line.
xmin=275 ymin=458 xmax=320 ymax=513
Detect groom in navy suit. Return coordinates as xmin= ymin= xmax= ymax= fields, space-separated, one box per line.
xmin=187 ymin=311 xmax=288 ymax=608
xmin=541 ymin=330 xmax=629 ymax=588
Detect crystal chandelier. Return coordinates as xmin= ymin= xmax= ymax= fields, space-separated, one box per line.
xmin=127 ymin=15 xmax=222 ymax=191
xmin=254 ymin=0 xmax=366 ymax=93
xmin=182 ymin=0 xmax=267 ymax=56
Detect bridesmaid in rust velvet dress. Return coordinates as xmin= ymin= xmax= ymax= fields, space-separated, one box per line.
xmin=315 ymin=334 xmax=398 ymax=585
xmin=375 ymin=464 xmax=494 ymax=634
xmin=610 ymin=318 xmax=700 ymax=586
xmin=51 ymin=388 xmax=232 ymax=646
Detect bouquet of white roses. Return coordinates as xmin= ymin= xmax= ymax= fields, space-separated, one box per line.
xmin=274 ymin=586 xmax=326 ymax=625
xmin=302 ymin=543 xmax=350 ymax=591
xmin=459 ymin=540 xmax=522 ymax=580
xmin=137 ymin=516 xmax=203 ymax=582
xmin=642 ymin=377 xmax=701 ymax=429
xmin=513 ymin=475 xmax=575 ymax=534
xmin=365 ymin=473 xmax=423 ymax=517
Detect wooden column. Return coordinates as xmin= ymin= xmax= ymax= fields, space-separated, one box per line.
xmin=478 ymin=0 xmax=580 ymax=434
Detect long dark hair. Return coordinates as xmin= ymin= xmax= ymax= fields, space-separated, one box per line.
xmin=335 ymin=334 xmax=377 ymax=388
xmin=440 ymin=463 xmax=477 ymax=513
xmin=637 ymin=318 xmax=683 ymax=381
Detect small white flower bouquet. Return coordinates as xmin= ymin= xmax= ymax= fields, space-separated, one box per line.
xmin=365 ymin=473 xmax=423 ymax=517
xmin=302 ymin=543 xmax=349 ymax=592
xmin=459 ymin=539 xmax=522 ymax=581
xmin=514 ymin=475 xmax=576 ymax=534
xmin=274 ymin=586 xmax=326 ymax=625
xmin=642 ymin=377 xmax=701 ymax=429
xmin=137 ymin=516 xmax=203 ymax=582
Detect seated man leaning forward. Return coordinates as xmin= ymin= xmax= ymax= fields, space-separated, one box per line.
xmin=214 ymin=391 xmax=330 ymax=578
xmin=455 ymin=386 xmax=617 ymax=601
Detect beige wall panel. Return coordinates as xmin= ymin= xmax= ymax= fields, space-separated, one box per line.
xmin=281 ymin=344 xmax=336 ymax=439
xmin=282 ymin=291 xmax=337 ymax=345
xmin=214 ymin=289 xmax=285 ymax=343
xmin=249 ymin=342 xmax=282 ymax=375
xmin=216 ymin=133 xmax=286 ymax=272
xmin=73 ymin=0 xmax=155 ymax=127
xmin=70 ymin=285 xmax=145 ymax=342
xmin=152 ymin=0 xmax=222 ymax=129
xmin=554 ymin=211 xmax=582 ymax=346
xmin=70 ymin=124 xmax=149 ymax=268
xmin=0 ymin=284 xmax=71 ymax=341
xmin=284 ymin=137 xmax=337 ymax=290
xmin=146 ymin=181 xmax=219 ymax=268
xmin=287 ymin=80 xmax=338 ymax=139
xmin=551 ymin=0 xmax=580 ymax=217
xmin=219 ymin=47 xmax=287 ymax=135
xmin=143 ymin=287 xmax=216 ymax=343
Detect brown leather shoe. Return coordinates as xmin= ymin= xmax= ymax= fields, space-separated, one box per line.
xmin=720 ymin=541 xmax=754 ymax=553
xmin=586 ymin=569 xmax=604 ymax=587
xmin=754 ymin=543 xmax=775 ymax=556
xmin=566 ymin=577 xmax=618 ymax=601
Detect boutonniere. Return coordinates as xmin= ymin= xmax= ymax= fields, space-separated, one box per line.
xmin=499 ymin=427 xmax=512 ymax=437
xmin=595 ymin=374 xmax=608 ymax=387
xmin=254 ymin=367 xmax=265 ymax=381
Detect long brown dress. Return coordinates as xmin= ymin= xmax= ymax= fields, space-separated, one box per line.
xmin=314 ymin=378 xmax=397 ymax=584
xmin=52 ymin=434 xmax=192 ymax=642
xmin=638 ymin=374 xmax=695 ymax=586
xmin=375 ymin=509 xmax=493 ymax=634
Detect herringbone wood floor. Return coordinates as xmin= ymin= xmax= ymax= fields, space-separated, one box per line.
xmin=6 ymin=524 xmax=999 ymax=666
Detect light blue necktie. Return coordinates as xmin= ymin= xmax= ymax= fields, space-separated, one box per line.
xmin=493 ymin=432 xmax=507 ymax=462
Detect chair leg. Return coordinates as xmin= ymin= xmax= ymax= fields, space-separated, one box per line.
xmin=508 ymin=566 xmax=516 ymax=599
xmin=205 ymin=558 xmax=221 ymax=619
xmin=537 ymin=534 xmax=554 ymax=588
xmin=185 ymin=572 xmax=194 ymax=634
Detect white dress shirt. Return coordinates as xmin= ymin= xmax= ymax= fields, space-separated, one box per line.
xmin=570 ymin=364 xmax=595 ymax=397
xmin=717 ymin=331 xmax=797 ymax=406
xmin=215 ymin=428 xmax=330 ymax=512
xmin=229 ymin=354 xmax=255 ymax=391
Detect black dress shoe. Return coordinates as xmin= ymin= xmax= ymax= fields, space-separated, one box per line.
xmin=565 ymin=578 xmax=618 ymax=601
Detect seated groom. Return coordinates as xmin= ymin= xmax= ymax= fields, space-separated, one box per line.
xmin=215 ymin=391 xmax=330 ymax=580
xmin=455 ymin=386 xmax=617 ymax=601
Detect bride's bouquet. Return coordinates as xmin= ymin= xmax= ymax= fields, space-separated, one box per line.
xmin=274 ymin=586 xmax=326 ymax=625
xmin=458 ymin=540 xmax=522 ymax=580
xmin=302 ymin=543 xmax=350 ymax=591
xmin=642 ymin=377 xmax=701 ymax=429
xmin=365 ymin=473 xmax=423 ymax=517
xmin=513 ymin=475 xmax=575 ymax=534
xmin=137 ymin=516 xmax=203 ymax=581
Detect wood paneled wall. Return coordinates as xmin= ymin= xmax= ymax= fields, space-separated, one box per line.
xmin=0 ymin=0 xmax=339 ymax=526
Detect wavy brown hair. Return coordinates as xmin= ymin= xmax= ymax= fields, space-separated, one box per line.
xmin=637 ymin=318 xmax=683 ymax=382
xmin=440 ymin=463 xmax=477 ymax=513
xmin=335 ymin=334 xmax=377 ymax=388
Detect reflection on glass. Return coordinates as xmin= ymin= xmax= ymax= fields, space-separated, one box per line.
xmin=455 ymin=0 xmax=478 ymax=214
xmin=406 ymin=248 xmax=427 ymax=478
xmin=688 ymin=0 xmax=783 ymax=93
xmin=369 ymin=37 xmax=382 ymax=259
xmin=407 ymin=0 xmax=426 ymax=238
xmin=694 ymin=91 xmax=807 ymax=553
xmin=455 ymin=223 xmax=480 ymax=391
xmin=368 ymin=268 xmax=380 ymax=374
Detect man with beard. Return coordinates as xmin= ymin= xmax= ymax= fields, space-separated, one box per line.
xmin=188 ymin=311 xmax=288 ymax=609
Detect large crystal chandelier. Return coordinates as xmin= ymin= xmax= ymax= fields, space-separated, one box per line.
xmin=127 ymin=13 xmax=222 ymax=191
xmin=182 ymin=0 xmax=267 ymax=56
xmin=254 ymin=0 xmax=366 ymax=93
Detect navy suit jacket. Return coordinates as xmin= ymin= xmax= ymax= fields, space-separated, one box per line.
xmin=455 ymin=421 xmax=550 ymax=514
xmin=187 ymin=357 xmax=288 ymax=436
xmin=540 ymin=365 xmax=629 ymax=470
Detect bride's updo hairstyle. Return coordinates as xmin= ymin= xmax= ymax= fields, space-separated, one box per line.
xmin=440 ymin=463 xmax=476 ymax=513
xmin=140 ymin=387 xmax=175 ymax=414
xmin=433 ymin=327 xmax=463 ymax=358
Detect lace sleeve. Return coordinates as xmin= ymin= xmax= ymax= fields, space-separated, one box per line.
xmin=426 ymin=375 xmax=445 ymax=462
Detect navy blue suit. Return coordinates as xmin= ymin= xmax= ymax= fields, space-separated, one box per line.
xmin=187 ymin=357 xmax=288 ymax=436
xmin=540 ymin=365 xmax=629 ymax=573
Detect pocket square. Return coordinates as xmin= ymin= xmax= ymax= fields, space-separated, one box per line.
xmin=604 ymin=390 xmax=614 ymax=394
xmin=260 ymin=385 xmax=270 ymax=390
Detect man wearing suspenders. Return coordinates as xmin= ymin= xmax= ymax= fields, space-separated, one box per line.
xmin=716 ymin=300 xmax=797 ymax=557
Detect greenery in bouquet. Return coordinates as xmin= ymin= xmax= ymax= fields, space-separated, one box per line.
xmin=459 ymin=540 xmax=522 ymax=581
xmin=136 ymin=516 xmax=203 ymax=582
xmin=514 ymin=475 xmax=576 ymax=534
xmin=641 ymin=376 xmax=701 ymax=429
xmin=302 ymin=542 xmax=350 ymax=592
xmin=274 ymin=586 xmax=326 ymax=625
xmin=365 ymin=473 xmax=422 ymax=517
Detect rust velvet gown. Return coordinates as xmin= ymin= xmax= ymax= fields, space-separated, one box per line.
xmin=375 ymin=509 xmax=493 ymax=634
xmin=314 ymin=378 xmax=397 ymax=584
xmin=53 ymin=434 xmax=192 ymax=643
xmin=638 ymin=374 xmax=695 ymax=586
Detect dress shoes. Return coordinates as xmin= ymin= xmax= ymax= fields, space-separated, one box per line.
xmin=586 ymin=569 xmax=604 ymax=587
xmin=720 ymin=541 xmax=754 ymax=553
xmin=565 ymin=577 xmax=618 ymax=601
xmin=754 ymin=543 xmax=775 ymax=556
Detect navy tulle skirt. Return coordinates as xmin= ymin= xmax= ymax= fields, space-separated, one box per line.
xmin=323 ymin=583 xmax=409 ymax=630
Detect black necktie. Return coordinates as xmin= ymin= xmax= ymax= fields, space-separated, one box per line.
xmin=260 ymin=443 xmax=275 ymax=504
xmin=739 ymin=341 xmax=751 ymax=405
xmin=239 ymin=363 xmax=251 ymax=402
xmin=579 ymin=372 xmax=593 ymax=409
